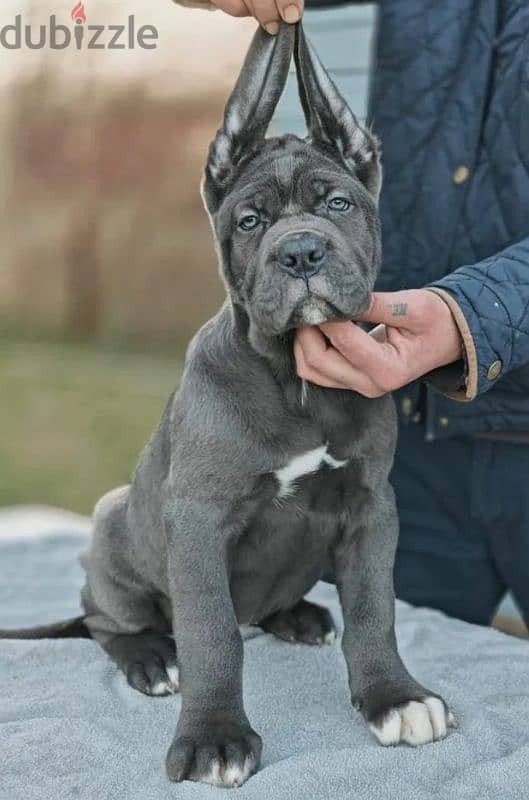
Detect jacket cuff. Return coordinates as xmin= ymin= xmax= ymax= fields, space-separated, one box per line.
xmin=424 ymin=287 xmax=478 ymax=402
xmin=172 ymin=0 xmax=216 ymax=10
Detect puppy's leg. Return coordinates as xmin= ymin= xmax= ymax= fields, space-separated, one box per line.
xmin=333 ymin=482 xmax=456 ymax=747
xmin=164 ymin=502 xmax=261 ymax=789
xmin=82 ymin=487 xmax=175 ymax=695
xmin=260 ymin=599 xmax=336 ymax=645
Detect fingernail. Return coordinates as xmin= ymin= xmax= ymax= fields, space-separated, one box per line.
xmin=264 ymin=21 xmax=280 ymax=35
xmin=283 ymin=4 xmax=300 ymax=23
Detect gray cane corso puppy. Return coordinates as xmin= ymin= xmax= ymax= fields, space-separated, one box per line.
xmin=2 ymin=23 xmax=456 ymax=788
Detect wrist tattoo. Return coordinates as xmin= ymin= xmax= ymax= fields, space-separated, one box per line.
xmin=391 ymin=302 xmax=408 ymax=317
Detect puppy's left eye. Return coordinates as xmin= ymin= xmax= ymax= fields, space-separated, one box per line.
xmin=238 ymin=213 xmax=260 ymax=231
xmin=327 ymin=197 xmax=351 ymax=212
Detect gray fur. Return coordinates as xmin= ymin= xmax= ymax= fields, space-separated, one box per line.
xmin=19 ymin=23 xmax=454 ymax=788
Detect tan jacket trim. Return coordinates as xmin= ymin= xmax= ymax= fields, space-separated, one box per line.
xmin=173 ymin=0 xmax=217 ymax=10
xmin=426 ymin=287 xmax=478 ymax=402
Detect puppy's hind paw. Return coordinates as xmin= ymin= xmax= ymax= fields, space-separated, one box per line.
xmin=260 ymin=598 xmax=336 ymax=646
xmin=105 ymin=631 xmax=179 ymax=697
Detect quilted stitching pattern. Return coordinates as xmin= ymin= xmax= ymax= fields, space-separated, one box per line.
xmin=370 ymin=0 xmax=529 ymax=434
xmin=433 ymin=242 xmax=529 ymax=395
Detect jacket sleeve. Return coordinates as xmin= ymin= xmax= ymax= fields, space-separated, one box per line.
xmin=426 ymin=237 xmax=529 ymax=401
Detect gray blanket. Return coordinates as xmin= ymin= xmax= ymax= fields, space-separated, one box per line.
xmin=2 ymin=523 xmax=529 ymax=800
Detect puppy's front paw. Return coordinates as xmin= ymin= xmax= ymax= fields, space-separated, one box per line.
xmin=166 ymin=719 xmax=262 ymax=788
xmin=369 ymin=696 xmax=457 ymax=746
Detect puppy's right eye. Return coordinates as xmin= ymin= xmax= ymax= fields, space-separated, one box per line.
xmin=238 ymin=213 xmax=260 ymax=232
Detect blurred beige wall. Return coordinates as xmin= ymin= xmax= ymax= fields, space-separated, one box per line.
xmin=0 ymin=2 xmax=254 ymax=93
xmin=0 ymin=1 xmax=255 ymax=345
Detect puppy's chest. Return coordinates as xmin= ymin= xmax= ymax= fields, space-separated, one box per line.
xmin=231 ymin=442 xmax=353 ymax=624
xmin=273 ymin=443 xmax=349 ymax=501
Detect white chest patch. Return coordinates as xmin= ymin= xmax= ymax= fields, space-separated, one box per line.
xmin=274 ymin=444 xmax=348 ymax=499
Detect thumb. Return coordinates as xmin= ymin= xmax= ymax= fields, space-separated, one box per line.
xmin=354 ymin=290 xmax=418 ymax=329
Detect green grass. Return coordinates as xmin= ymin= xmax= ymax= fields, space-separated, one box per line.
xmin=0 ymin=339 xmax=183 ymax=514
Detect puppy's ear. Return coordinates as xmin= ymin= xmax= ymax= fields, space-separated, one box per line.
xmin=203 ymin=24 xmax=295 ymax=213
xmin=294 ymin=24 xmax=381 ymax=200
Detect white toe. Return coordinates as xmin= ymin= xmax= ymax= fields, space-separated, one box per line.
xmin=201 ymin=760 xmax=223 ymax=787
xmin=424 ymin=696 xmax=447 ymax=740
xmin=166 ymin=665 xmax=180 ymax=690
xmin=400 ymin=701 xmax=433 ymax=745
xmin=150 ymin=680 xmax=172 ymax=696
xmin=149 ymin=670 xmax=179 ymax=696
xmin=370 ymin=709 xmax=402 ymax=746
xmin=223 ymin=755 xmax=254 ymax=788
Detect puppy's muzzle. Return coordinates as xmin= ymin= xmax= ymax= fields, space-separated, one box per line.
xmin=277 ymin=232 xmax=328 ymax=279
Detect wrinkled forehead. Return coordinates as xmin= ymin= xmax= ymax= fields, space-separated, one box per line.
xmin=224 ymin=136 xmax=355 ymax=210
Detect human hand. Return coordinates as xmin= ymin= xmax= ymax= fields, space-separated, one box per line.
xmin=210 ymin=0 xmax=303 ymax=33
xmin=294 ymin=289 xmax=463 ymax=397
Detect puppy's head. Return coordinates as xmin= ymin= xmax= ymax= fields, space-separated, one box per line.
xmin=202 ymin=23 xmax=381 ymax=339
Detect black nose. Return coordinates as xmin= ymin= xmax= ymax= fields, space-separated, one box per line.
xmin=277 ymin=233 xmax=327 ymax=278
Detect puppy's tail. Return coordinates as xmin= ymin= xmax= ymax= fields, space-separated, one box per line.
xmin=0 ymin=616 xmax=92 ymax=639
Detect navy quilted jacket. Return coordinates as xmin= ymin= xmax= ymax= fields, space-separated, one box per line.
xmin=361 ymin=0 xmax=529 ymax=438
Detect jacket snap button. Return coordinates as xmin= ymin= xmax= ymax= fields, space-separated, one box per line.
xmin=401 ymin=397 xmax=413 ymax=416
xmin=487 ymin=360 xmax=502 ymax=380
xmin=453 ymin=165 xmax=470 ymax=184
xmin=438 ymin=416 xmax=450 ymax=428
